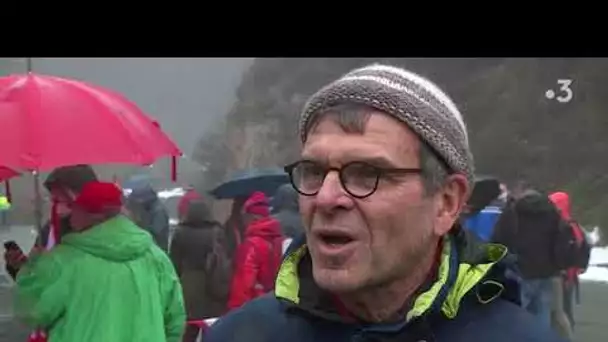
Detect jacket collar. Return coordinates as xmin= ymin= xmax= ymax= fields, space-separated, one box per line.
xmin=275 ymin=227 xmax=509 ymax=326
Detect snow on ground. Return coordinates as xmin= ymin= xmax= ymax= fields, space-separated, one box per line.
xmin=123 ymin=187 xmax=186 ymax=199
xmin=157 ymin=187 xmax=186 ymax=199
xmin=580 ymin=266 xmax=608 ymax=283
xmin=589 ymin=246 xmax=608 ymax=265
xmin=581 ymin=246 xmax=608 ymax=283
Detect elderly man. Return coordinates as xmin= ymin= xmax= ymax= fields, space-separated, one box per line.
xmin=204 ymin=64 xmax=565 ymax=342
xmin=4 ymin=164 xmax=99 ymax=280
xmin=15 ymin=181 xmax=185 ymax=342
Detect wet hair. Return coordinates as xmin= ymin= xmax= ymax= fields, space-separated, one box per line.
xmin=44 ymin=164 xmax=98 ymax=193
xmin=307 ymin=103 xmax=450 ymax=195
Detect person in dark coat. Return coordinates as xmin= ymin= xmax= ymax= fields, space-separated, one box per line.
xmin=492 ymin=185 xmax=568 ymax=328
xmin=125 ymin=182 xmax=170 ymax=252
xmin=3 ymin=164 xmax=98 ymax=279
xmin=177 ymin=187 xmax=201 ymax=223
xmin=204 ymin=64 xmax=565 ymax=342
xmin=169 ymin=198 xmax=226 ymax=342
xmin=270 ymin=184 xmax=304 ymax=239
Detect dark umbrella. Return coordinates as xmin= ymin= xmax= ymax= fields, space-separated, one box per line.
xmin=210 ymin=167 xmax=289 ymax=199
xmin=466 ymin=176 xmax=501 ymax=215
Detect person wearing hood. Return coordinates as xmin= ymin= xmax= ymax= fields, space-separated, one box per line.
xmin=14 ymin=181 xmax=186 ymax=342
xmin=492 ymin=183 xmax=571 ymax=334
xmin=227 ymin=192 xmax=284 ymax=310
xmin=125 ymin=180 xmax=170 ymax=252
xmin=549 ymin=191 xmax=588 ymax=333
xmin=271 ymin=183 xmax=304 ymax=239
xmin=170 ymin=197 xmax=228 ymax=342
xmin=177 ymin=186 xmax=201 ymax=223
xmin=461 ymin=177 xmax=502 ymax=242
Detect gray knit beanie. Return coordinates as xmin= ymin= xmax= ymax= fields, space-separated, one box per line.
xmin=298 ymin=63 xmax=474 ymax=185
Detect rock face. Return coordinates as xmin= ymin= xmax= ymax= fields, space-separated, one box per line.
xmin=195 ymin=58 xmax=608 ymax=237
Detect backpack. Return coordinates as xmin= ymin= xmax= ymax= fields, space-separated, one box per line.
xmin=492 ymin=191 xmax=577 ymax=278
xmin=204 ymin=224 xmax=233 ymax=300
xmin=554 ymin=218 xmax=591 ymax=271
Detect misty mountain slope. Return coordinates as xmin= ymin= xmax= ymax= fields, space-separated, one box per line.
xmin=196 ymin=58 xmax=608 ymax=234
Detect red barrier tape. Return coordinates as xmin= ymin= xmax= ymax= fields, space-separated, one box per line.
xmin=187 ymin=320 xmax=209 ymax=331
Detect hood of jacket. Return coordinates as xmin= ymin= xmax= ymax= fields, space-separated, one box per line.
xmin=549 ymin=191 xmax=572 ymax=221
xmin=271 ymin=184 xmax=299 ymax=214
xmin=127 ymin=183 xmax=160 ymax=207
xmin=245 ymin=217 xmax=283 ymax=240
xmin=275 ymin=227 xmax=515 ymax=327
xmin=178 ymin=188 xmax=202 ymax=221
xmin=61 ymin=215 xmax=154 ymax=262
xmin=180 ymin=198 xmax=215 ymax=227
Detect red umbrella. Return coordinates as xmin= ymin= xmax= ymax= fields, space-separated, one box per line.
xmin=0 ymin=72 xmax=182 ymax=173
xmin=0 ymin=166 xmax=19 ymax=182
xmin=1 ymin=166 xmax=17 ymax=202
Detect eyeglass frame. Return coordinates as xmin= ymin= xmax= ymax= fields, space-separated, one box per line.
xmin=284 ymin=160 xmax=423 ymax=199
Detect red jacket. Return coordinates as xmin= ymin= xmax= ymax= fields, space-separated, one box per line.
xmin=228 ymin=217 xmax=284 ymax=310
xmin=549 ymin=191 xmax=585 ymax=284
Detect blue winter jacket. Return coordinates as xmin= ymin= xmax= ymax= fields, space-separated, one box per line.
xmin=125 ymin=184 xmax=170 ymax=252
xmin=463 ymin=205 xmax=503 ymax=242
xmin=204 ymin=228 xmax=566 ymax=342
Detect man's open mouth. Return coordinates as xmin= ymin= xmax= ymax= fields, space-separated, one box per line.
xmin=318 ymin=232 xmax=355 ymax=246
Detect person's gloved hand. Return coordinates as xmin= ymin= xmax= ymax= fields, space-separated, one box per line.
xmin=4 ymin=247 xmax=28 ymax=279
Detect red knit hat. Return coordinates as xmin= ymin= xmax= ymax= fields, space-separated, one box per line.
xmin=73 ymin=181 xmax=123 ymax=213
xmin=244 ymin=191 xmax=270 ymax=217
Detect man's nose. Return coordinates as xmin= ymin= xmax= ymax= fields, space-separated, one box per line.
xmin=314 ymin=171 xmax=353 ymax=211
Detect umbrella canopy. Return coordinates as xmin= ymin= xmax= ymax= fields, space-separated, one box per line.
xmin=210 ymin=167 xmax=289 ymax=199
xmin=0 ymin=166 xmax=19 ymax=182
xmin=0 ymin=72 xmax=182 ymax=172
xmin=467 ymin=176 xmax=501 ymax=215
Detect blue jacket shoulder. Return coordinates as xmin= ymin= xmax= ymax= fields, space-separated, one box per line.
xmin=204 ymin=295 xmax=566 ymax=342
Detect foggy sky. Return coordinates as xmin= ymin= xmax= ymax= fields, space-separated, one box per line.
xmin=29 ymin=58 xmax=254 ymax=157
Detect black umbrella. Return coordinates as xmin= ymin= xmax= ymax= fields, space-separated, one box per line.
xmin=210 ymin=167 xmax=289 ymax=200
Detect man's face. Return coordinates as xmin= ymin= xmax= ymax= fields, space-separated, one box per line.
xmin=69 ymin=206 xmax=90 ymax=231
xmin=299 ymin=112 xmax=466 ymax=294
xmin=49 ymin=188 xmax=77 ymax=217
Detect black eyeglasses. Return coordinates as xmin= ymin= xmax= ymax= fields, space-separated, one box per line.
xmin=284 ymin=160 xmax=422 ymax=199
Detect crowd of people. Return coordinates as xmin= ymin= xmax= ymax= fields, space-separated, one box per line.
xmin=2 ymin=165 xmax=302 ymax=342
xmin=462 ymin=182 xmax=591 ymax=340
xmin=1 ymin=62 xmax=589 ymax=342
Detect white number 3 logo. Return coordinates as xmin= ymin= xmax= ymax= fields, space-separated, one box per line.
xmin=556 ymin=79 xmax=573 ymax=103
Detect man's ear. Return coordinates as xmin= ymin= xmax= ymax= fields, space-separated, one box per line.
xmin=433 ymin=173 xmax=469 ymax=236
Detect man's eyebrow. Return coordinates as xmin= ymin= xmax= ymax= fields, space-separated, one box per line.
xmin=300 ymin=154 xmax=399 ymax=168
xmin=355 ymin=156 xmax=399 ymax=168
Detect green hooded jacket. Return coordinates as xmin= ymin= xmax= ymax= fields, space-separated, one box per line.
xmin=15 ymin=215 xmax=186 ymax=342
